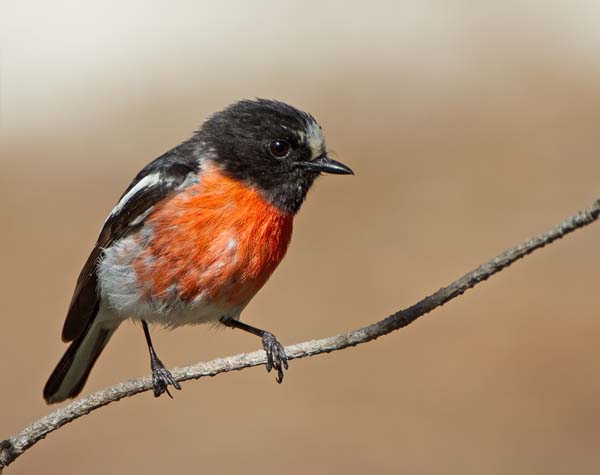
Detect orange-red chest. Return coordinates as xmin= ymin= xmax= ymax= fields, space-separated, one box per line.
xmin=133 ymin=165 xmax=294 ymax=307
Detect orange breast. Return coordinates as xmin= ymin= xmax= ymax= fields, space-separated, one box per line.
xmin=133 ymin=164 xmax=294 ymax=307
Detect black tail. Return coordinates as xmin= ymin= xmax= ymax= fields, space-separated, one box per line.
xmin=43 ymin=320 xmax=118 ymax=404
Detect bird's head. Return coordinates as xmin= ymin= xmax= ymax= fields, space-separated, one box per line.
xmin=197 ymin=98 xmax=353 ymax=213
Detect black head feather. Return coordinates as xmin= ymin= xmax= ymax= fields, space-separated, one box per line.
xmin=195 ymin=99 xmax=327 ymax=213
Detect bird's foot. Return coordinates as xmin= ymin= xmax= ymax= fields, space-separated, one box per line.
xmin=261 ymin=332 xmax=288 ymax=383
xmin=150 ymin=356 xmax=181 ymax=398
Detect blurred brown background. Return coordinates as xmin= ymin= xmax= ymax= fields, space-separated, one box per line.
xmin=2 ymin=1 xmax=600 ymax=473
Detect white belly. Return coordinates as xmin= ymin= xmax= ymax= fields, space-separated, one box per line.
xmin=97 ymin=234 xmax=245 ymax=328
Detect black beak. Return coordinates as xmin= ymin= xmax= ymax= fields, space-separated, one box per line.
xmin=298 ymin=154 xmax=354 ymax=175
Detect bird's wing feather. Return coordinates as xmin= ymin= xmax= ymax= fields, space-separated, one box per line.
xmin=61 ymin=146 xmax=200 ymax=342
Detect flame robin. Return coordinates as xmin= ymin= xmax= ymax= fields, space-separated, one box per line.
xmin=44 ymin=99 xmax=353 ymax=403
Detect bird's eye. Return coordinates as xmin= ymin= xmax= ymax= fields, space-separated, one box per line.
xmin=269 ymin=139 xmax=291 ymax=158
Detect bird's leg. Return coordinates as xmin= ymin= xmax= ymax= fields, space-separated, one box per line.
xmin=220 ymin=318 xmax=289 ymax=383
xmin=142 ymin=320 xmax=181 ymax=398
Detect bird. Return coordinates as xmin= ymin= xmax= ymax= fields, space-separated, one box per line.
xmin=43 ymin=98 xmax=353 ymax=404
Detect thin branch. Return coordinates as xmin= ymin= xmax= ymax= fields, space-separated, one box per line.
xmin=2 ymin=198 xmax=599 ymax=470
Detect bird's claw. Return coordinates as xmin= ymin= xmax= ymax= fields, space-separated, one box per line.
xmin=261 ymin=332 xmax=288 ymax=383
xmin=150 ymin=359 xmax=181 ymax=398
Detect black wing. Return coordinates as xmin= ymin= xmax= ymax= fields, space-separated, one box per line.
xmin=61 ymin=144 xmax=200 ymax=342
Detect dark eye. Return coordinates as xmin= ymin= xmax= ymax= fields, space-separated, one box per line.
xmin=269 ymin=139 xmax=291 ymax=158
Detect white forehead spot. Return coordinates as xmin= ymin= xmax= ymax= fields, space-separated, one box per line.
xmin=306 ymin=120 xmax=325 ymax=158
xmin=283 ymin=119 xmax=324 ymax=159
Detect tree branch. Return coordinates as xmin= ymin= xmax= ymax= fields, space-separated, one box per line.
xmin=2 ymin=198 xmax=599 ymax=471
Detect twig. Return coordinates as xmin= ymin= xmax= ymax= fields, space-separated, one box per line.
xmin=2 ymin=198 xmax=599 ymax=470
